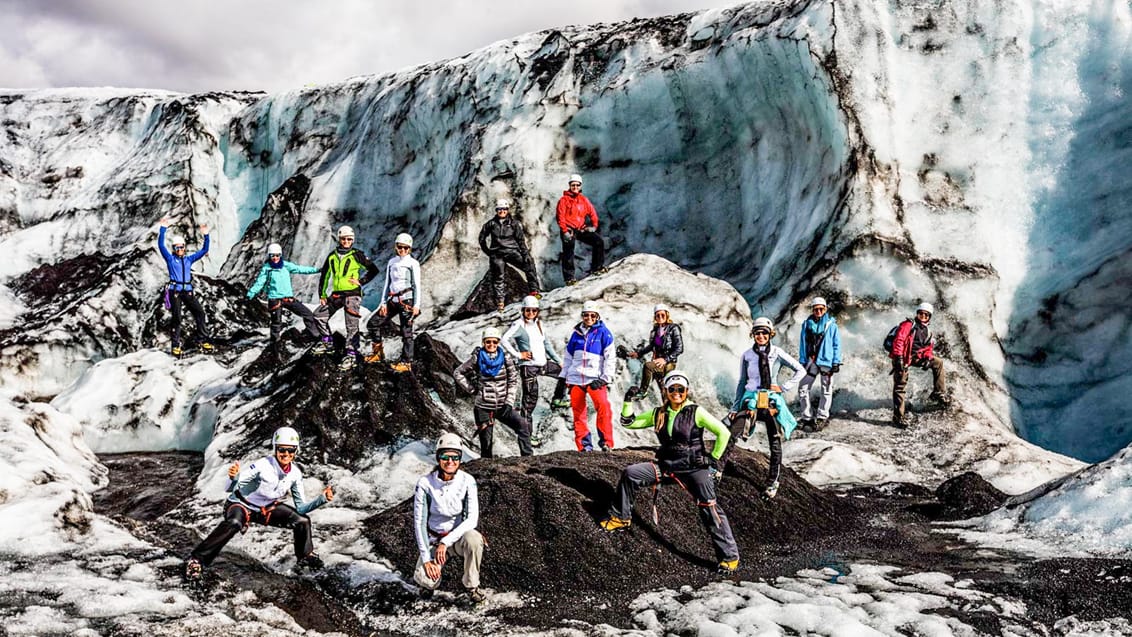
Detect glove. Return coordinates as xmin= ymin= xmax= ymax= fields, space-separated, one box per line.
xmin=589 ymin=379 xmax=607 ymax=390
xmin=831 ymin=364 xmax=840 ymax=374
xmin=615 ymin=345 xmax=632 ymax=359
xmin=709 ymin=466 xmax=722 ymax=484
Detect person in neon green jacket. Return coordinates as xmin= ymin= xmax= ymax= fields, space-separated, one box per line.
xmin=599 ymin=370 xmax=740 ymax=575
xmin=245 ymin=242 xmax=330 ymax=350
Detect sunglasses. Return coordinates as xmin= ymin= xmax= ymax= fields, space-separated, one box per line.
xmin=483 ymin=339 xmax=500 ymax=345
xmin=753 ymin=330 xmax=771 ymax=336
xmin=340 ymin=237 xmax=354 ymax=243
xmin=395 ymin=245 xmax=410 ymax=251
xmin=173 ymin=246 xmax=186 ymax=250
xmin=276 ymin=446 xmax=298 ymax=455
xmin=581 ymin=312 xmax=598 ymax=318
xmin=522 ymin=308 xmax=539 ymax=313
xmin=495 ymin=207 xmax=510 ymax=212
xmin=667 ymin=386 xmax=687 ymax=394
xmin=269 ymin=253 xmax=282 ymax=258
xmin=438 ymin=453 xmax=462 ymax=462
xmin=917 ymin=311 xmax=931 ymax=316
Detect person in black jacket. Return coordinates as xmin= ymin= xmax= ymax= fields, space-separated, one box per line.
xmin=625 ymin=304 xmax=684 ymax=401
xmin=479 ymin=198 xmax=541 ymax=311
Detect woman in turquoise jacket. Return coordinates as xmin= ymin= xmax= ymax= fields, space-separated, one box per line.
xmin=246 ymin=243 xmax=330 ymax=351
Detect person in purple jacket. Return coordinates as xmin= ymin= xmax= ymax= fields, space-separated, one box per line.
xmin=158 ymin=218 xmax=213 ymax=356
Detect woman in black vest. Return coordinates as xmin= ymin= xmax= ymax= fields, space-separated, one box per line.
xmin=599 ymin=370 xmax=740 ymax=574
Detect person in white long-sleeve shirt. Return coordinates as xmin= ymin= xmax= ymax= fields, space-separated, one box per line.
xmin=412 ymin=433 xmax=486 ymax=603
xmin=502 ymin=295 xmax=569 ymax=423
xmin=366 ymin=232 xmax=423 ymax=373
xmin=185 ymin=427 xmax=334 ymax=580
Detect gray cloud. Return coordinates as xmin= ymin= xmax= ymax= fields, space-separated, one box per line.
xmin=0 ymin=0 xmax=720 ymax=93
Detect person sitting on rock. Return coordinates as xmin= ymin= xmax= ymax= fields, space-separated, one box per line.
xmin=625 ymin=304 xmax=684 ymax=401
xmin=561 ymin=300 xmax=617 ymax=451
xmin=245 ymin=242 xmax=330 ymax=353
xmin=502 ymin=295 xmax=569 ymax=423
xmin=184 ymin=427 xmax=334 ymax=580
xmin=797 ymin=297 xmax=842 ymax=432
xmin=158 ymin=217 xmax=213 ymax=357
xmin=365 ymin=232 xmax=421 ymax=373
xmin=455 ymin=327 xmax=531 ymax=457
xmin=479 ymin=198 xmax=541 ymax=312
xmin=722 ymin=317 xmax=805 ymax=500
xmin=555 ymin=174 xmax=606 ymax=286
xmin=889 ymin=302 xmax=948 ymax=428
xmin=314 ymin=226 xmax=378 ymax=370
xmin=413 ymin=433 xmax=486 ymax=603
xmin=600 ymin=370 xmax=740 ymax=575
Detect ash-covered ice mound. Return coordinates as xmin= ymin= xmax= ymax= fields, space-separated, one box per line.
xmin=364 ymin=447 xmax=850 ymax=624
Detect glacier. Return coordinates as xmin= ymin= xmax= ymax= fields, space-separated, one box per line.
xmin=0 ymin=0 xmax=1131 ymax=634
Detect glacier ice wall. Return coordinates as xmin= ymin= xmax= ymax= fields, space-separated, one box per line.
xmin=0 ymin=0 xmax=1129 ymax=460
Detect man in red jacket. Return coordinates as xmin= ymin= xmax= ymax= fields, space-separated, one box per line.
xmin=890 ymin=302 xmax=948 ymax=427
xmin=555 ymin=174 xmax=606 ymax=285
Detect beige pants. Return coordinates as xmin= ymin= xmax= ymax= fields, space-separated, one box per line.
xmin=413 ymin=529 xmax=484 ymax=590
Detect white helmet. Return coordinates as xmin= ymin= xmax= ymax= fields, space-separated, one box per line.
xmin=521 ymin=295 xmax=540 ymax=310
xmin=811 ymin=297 xmax=827 ymax=308
xmin=495 ymin=198 xmax=511 ymax=210
xmin=568 ymin=174 xmax=583 ymax=186
xmin=435 ymin=432 xmax=463 ymax=456
xmin=653 ymin=303 xmax=670 ymax=315
xmin=267 ymin=242 xmax=283 ymax=256
xmin=482 ymin=327 xmax=503 ymax=341
xmin=663 ymin=370 xmax=690 ymax=389
xmin=752 ymin=316 xmax=776 ymax=336
xmin=170 ymin=235 xmax=186 ymax=247
xmin=338 ymin=225 xmax=355 ymax=239
xmin=581 ymin=300 xmax=600 ymax=317
xmin=273 ymin=426 xmax=301 ymax=451
xmin=916 ymin=302 xmax=934 ymax=316
xmin=395 ymin=233 xmax=413 ymax=248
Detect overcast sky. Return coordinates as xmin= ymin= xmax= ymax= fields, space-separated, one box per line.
xmin=1 ymin=0 xmax=722 ymax=93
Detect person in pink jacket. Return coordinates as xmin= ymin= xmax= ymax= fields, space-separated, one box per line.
xmin=555 ymin=174 xmax=606 ymax=285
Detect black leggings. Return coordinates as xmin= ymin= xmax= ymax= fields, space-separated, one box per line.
xmin=170 ymin=290 xmax=209 ymax=347
xmin=190 ymin=502 xmax=313 ymax=566
xmin=368 ymin=299 xmax=415 ymax=360
xmin=474 ymin=404 xmax=532 ymax=458
xmin=719 ymin=409 xmax=782 ymax=483
xmin=489 ymin=249 xmax=541 ymax=301
xmin=559 ymin=230 xmax=605 ymax=281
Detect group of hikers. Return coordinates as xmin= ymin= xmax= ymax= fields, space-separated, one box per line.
xmin=171 ymin=175 xmax=951 ymax=599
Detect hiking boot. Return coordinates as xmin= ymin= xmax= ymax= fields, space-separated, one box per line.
xmin=600 ymin=516 xmax=631 ymax=532
xmin=624 ymin=387 xmax=643 ymax=402
xmin=184 ymin=557 xmax=202 ymax=580
xmin=599 ymin=443 xmax=612 ymax=453
xmin=465 ymin=587 xmax=487 ymax=604
xmin=339 ymin=353 xmax=357 ymax=371
xmin=298 ymin=553 xmax=324 ymax=570
xmin=893 ymin=414 xmax=910 ymax=429
xmin=800 ymin=419 xmax=815 ymax=433
xmin=171 ymin=346 xmax=183 ymax=357
xmin=496 ymin=301 xmax=506 ymax=313
xmin=364 ymin=342 xmax=384 ymax=364
xmin=717 ymin=558 xmax=739 ymax=575
xmin=565 ymin=278 xmax=578 ymax=286
xmin=310 ymin=339 xmax=331 ymax=355
xmin=390 ymin=361 xmax=413 ymax=373
xmin=762 ymin=481 xmax=779 ymax=501
xmin=813 ymin=418 xmax=828 ymax=431
xmin=928 ymin=391 xmax=951 ymax=408
xmin=200 ymin=342 xmax=215 ymax=352
xmin=551 ymin=397 xmax=571 ymax=410
xmin=592 ymin=267 xmax=609 ymax=276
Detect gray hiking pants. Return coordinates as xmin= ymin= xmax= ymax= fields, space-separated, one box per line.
xmin=315 ymin=293 xmax=362 ymax=351
xmin=610 ymin=461 xmax=739 ymax=562
xmin=413 ymin=529 xmax=484 ymax=590
xmin=797 ymin=362 xmax=834 ymax=420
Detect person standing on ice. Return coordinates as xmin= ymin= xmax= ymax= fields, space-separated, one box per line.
xmin=413 ymin=433 xmax=487 ymax=603
xmin=624 ymin=304 xmax=684 ymax=402
xmin=502 ymin=295 xmax=570 ymax=423
xmin=479 ymin=198 xmax=541 ymax=311
xmin=889 ymin=302 xmax=948 ymax=428
xmin=600 ymin=370 xmax=741 ymax=575
xmin=796 ymin=297 xmax=842 ymax=432
xmin=555 ymin=174 xmax=606 ymax=286
xmin=245 ymin=242 xmax=331 ymax=353
xmin=454 ymin=327 xmax=532 ymax=457
xmin=722 ymin=317 xmax=805 ymax=500
xmin=561 ymin=300 xmax=617 ymax=451
xmin=157 ymin=217 xmax=214 ymax=357
xmin=184 ymin=427 xmax=334 ymax=580
xmin=365 ymin=232 xmax=422 ymax=373
xmin=315 ymin=225 xmax=378 ymax=370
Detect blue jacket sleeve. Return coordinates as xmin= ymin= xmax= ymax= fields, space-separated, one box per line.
xmin=247 ymin=265 xmax=269 ymax=298
xmin=830 ymin=322 xmax=842 ymax=365
xmin=798 ymin=323 xmax=809 ymax=365
xmin=287 ymin=262 xmax=320 ymax=275
xmin=188 ymin=234 xmax=210 ymax=263
xmin=157 ymin=226 xmax=172 ymax=261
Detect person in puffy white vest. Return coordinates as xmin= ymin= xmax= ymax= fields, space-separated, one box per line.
xmin=184 ymin=427 xmax=334 ymax=580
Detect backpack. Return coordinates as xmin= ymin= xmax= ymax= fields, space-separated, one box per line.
xmin=882 ymin=323 xmax=903 ymax=353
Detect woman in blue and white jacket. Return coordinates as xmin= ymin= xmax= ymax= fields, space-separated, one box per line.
xmin=796 ymin=297 xmax=842 ymax=431
xmin=246 ymin=242 xmax=330 ymax=351
xmin=560 ymin=300 xmax=617 ymax=451
xmin=723 ymin=317 xmax=806 ymax=499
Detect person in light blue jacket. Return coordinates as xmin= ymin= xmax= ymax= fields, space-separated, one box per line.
xmin=246 ymin=242 xmax=330 ymax=352
xmin=158 ymin=218 xmax=212 ymax=356
xmin=797 ymin=297 xmax=842 ymax=432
